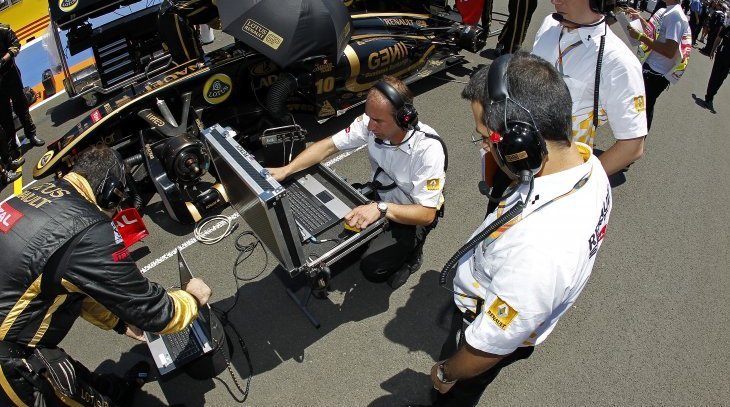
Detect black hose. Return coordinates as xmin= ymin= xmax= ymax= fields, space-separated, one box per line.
xmin=264 ymin=73 xmax=298 ymax=124
xmin=593 ymin=35 xmax=606 ymax=131
xmin=125 ymin=173 xmax=144 ymax=209
xmin=438 ymin=200 xmax=525 ymax=286
xmin=124 ymin=153 xmax=144 ymax=168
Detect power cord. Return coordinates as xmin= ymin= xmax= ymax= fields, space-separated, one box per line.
xmin=194 ymin=215 xmax=239 ymax=245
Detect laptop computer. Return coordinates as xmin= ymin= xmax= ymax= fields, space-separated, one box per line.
xmin=284 ymin=174 xmax=352 ymax=242
xmin=144 ymin=249 xmax=214 ymax=375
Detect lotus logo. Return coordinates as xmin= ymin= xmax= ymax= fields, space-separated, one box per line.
xmin=203 ymin=74 xmax=232 ymax=105
xmin=497 ymin=304 xmax=509 ymax=318
xmin=59 ymin=0 xmax=79 ymax=13
xmin=37 ymin=150 xmax=54 ymax=170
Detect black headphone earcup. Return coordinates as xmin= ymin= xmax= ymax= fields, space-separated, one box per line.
xmin=97 ymin=176 xmax=126 ymax=210
xmin=396 ymin=104 xmax=419 ymax=129
xmin=494 ymin=121 xmax=547 ymax=178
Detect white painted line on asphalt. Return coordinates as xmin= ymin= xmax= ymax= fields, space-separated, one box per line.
xmin=30 ymin=90 xmax=67 ymax=112
xmin=139 ymin=141 xmax=365 ymax=273
xmin=139 ymin=212 xmax=241 ymax=274
xmin=1 ymin=180 xmax=37 ymax=204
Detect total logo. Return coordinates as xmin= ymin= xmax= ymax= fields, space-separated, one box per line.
xmin=59 ymin=0 xmax=79 ymax=13
xmin=203 ymin=74 xmax=233 ymax=105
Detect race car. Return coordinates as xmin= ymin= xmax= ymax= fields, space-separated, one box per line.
xmin=34 ymin=6 xmax=485 ymax=224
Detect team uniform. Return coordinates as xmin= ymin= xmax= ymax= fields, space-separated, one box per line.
xmin=0 ymin=174 xmax=199 ymax=406
xmin=438 ymin=145 xmax=611 ymax=406
xmin=332 ymin=114 xmax=445 ymax=281
xmin=158 ymin=0 xmax=219 ymax=64
xmin=532 ymin=16 xmax=648 ymax=146
xmin=640 ymin=4 xmax=691 ymax=130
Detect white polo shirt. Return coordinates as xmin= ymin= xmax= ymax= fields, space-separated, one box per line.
xmin=532 ymin=16 xmax=648 ymax=146
xmin=453 ymin=144 xmax=612 ymax=355
xmin=331 ymin=114 xmax=445 ymax=208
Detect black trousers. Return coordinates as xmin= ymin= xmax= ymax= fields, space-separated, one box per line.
xmin=0 ymin=350 xmax=130 ymax=407
xmin=497 ymin=0 xmax=538 ymax=53
xmin=482 ymin=0 xmax=494 ymax=34
xmin=706 ymin=49 xmax=730 ymax=102
xmin=431 ymin=306 xmax=534 ymax=407
xmin=642 ymin=64 xmax=670 ymax=131
xmin=0 ymin=65 xmax=36 ymax=147
xmin=689 ymin=12 xmax=702 ymax=45
xmin=359 ymin=219 xmax=432 ymax=281
xmin=0 ymin=124 xmax=10 ymax=168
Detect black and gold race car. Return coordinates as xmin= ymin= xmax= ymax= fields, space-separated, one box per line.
xmin=34 ymin=3 xmax=484 ymax=224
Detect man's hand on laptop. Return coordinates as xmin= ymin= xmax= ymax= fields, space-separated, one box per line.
xmin=125 ymin=324 xmax=146 ymax=342
xmin=185 ymin=278 xmax=212 ymax=306
xmin=344 ymin=202 xmax=380 ymax=230
xmin=266 ymin=166 xmax=289 ymax=182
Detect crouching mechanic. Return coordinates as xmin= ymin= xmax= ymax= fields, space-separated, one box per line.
xmin=268 ymin=76 xmax=446 ymax=289
xmin=0 ymin=145 xmax=212 ymax=406
xmin=429 ymin=53 xmax=611 ymax=406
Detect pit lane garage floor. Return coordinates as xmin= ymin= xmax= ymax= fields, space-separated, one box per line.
xmin=2 ymin=2 xmax=728 ymax=405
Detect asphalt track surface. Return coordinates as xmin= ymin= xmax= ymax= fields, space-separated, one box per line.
xmin=2 ymin=2 xmax=729 ymax=405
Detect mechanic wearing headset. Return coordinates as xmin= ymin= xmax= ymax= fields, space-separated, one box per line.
xmin=268 ymin=76 xmax=446 ymax=290
xmin=0 ymin=145 xmax=212 ymax=406
xmin=427 ymin=53 xmax=611 ymax=406
xmin=158 ymin=0 xmax=220 ymax=65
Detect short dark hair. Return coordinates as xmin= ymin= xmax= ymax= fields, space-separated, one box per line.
xmin=483 ymin=52 xmax=573 ymax=146
xmin=72 ymin=145 xmax=125 ymax=194
xmin=461 ymin=65 xmax=490 ymax=102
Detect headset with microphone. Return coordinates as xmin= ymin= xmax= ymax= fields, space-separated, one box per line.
xmin=552 ymin=0 xmax=618 ymax=27
xmin=374 ymin=80 xmax=419 ymax=131
xmin=479 ymin=54 xmax=547 ymax=203
xmin=96 ymin=151 xmax=127 ymax=211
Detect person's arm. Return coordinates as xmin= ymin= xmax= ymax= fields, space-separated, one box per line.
xmin=267 ymin=137 xmax=339 ymax=181
xmin=710 ymin=27 xmax=725 ymax=58
xmin=431 ymin=344 xmax=505 ymax=394
xmin=634 ymin=31 xmax=680 ymax=58
xmin=0 ymin=26 xmax=21 ymax=64
xmin=599 ymin=137 xmax=645 ymax=175
xmin=62 ymin=221 xmax=209 ymax=334
xmin=343 ymin=201 xmax=437 ymax=230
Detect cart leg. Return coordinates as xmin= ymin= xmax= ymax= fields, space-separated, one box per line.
xmin=286 ymin=287 xmax=321 ymax=329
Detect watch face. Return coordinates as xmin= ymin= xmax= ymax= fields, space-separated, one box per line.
xmin=378 ymin=202 xmax=387 ymax=213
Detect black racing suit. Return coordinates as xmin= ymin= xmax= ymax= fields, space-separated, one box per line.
xmin=0 ymin=176 xmax=200 ymax=406
xmin=158 ymin=0 xmax=219 ymax=64
xmin=0 ymin=23 xmax=35 ymax=167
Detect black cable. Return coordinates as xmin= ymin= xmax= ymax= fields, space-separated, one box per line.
xmin=207 ymin=230 xmax=268 ymax=403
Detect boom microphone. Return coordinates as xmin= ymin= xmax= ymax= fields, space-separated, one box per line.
xmin=551 ymin=13 xmax=606 ymax=27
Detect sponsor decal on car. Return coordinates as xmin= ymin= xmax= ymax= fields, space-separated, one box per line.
xmin=203 ymin=74 xmax=233 ymax=105
xmin=59 ymin=0 xmax=79 ymax=13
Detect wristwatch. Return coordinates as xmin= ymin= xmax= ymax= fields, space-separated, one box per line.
xmin=376 ymin=201 xmax=388 ymax=218
xmin=437 ymin=363 xmax=456 ymax=384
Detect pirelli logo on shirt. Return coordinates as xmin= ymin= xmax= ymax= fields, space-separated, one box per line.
xmin=486 ymin=296 xmax=518 ymax=330
xmin=426 ymin=178 xmax=440 ymax=191
xmin=634 ymin=96 xmax=646 ymax=112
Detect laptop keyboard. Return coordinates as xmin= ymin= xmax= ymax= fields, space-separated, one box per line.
xmin=287 ymin=181 xmax=336 ymax=235
xmin=164 ymin=328 xmax=202 ymax=361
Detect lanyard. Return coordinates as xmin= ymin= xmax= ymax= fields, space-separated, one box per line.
xmin=556 ymin=28 xmax=583 ymax=76
xmin=481 ymin=167 xmax=593 ymax=254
